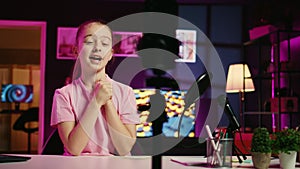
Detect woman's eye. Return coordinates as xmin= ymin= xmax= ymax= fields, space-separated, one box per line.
xmin=84 ymin=41 xmax=94 ymax=45
xmin=102 ymin=42 xmax=109 ymax=46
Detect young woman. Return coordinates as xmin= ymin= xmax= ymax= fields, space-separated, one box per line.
xmin=51 ymin=19 xmax=140 ymax=156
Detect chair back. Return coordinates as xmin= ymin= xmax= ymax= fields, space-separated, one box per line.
xmin=13 ymin=107 xmax=39 ymax=133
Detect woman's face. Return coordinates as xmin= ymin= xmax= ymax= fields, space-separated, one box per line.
xmin=77 ymin=23 xmax=113 ymax=74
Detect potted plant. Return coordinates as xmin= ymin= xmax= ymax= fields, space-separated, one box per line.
xmin=251 ymin=127 xmax=272 ymax=169
xmin=272 ymin=128 xmax=300 ymax=169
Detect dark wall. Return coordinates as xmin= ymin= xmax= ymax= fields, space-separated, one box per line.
xmin=244 ymin=0 xmax=300 ymax=31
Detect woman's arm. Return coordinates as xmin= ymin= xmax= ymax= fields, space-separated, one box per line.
xmin=104 ymin=100 xmax=137 ymax=156
xmin=57 ymin=80 xmax=112 ymax=156
xmin=57 ymin=98 xmax=101 ymax=156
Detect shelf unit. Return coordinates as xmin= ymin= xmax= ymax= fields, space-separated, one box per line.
xmin=243 ymin=29 xmax=300 ymax=132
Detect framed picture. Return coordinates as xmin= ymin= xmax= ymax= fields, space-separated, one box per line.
xmin=175 ymin=29 xmax=197 ymax=63
xmin=112 ymin=31 xmax=143 ymax=57
xmin=56 ymin=27 xmax=78 ymax=60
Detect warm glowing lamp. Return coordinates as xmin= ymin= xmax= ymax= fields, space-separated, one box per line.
xmin=226 ymin=63 xmax=255 ymax=131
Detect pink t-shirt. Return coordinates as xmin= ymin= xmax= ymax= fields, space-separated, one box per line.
xmin=50 ymin=76 xmax=140 ymax=156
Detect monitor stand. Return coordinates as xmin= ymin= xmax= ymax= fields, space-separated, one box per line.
xmin=15 ymin=102 xmax=20 ymax=113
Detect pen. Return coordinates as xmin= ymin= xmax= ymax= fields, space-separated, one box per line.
xmin=205 ymin=125 xmax=222 ymax=165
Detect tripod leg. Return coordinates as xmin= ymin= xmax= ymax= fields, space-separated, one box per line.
xmin=233 ymin=145 xmax=243 ymax=163
xmin=228 ymin=129 xmax=247 ymax=163
xmin=233 ymin=143 xmax=247 ymax=160
xmin=152 ymin=155 xmax=161 ymax=169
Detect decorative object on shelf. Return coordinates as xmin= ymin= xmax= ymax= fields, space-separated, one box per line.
xmin=248 ymin=24 xmax=277 ymax=40
xmin=226 ymin=63 xmax=255 ymax=131
xmin=56 ymin=27 xmax=78 ymax=60
xmin=250 ymin=127 xmax=272 ymax=169
xmin=270 ymin=97 xmax=298 ymax=113
xmin=272 ymin=128 xmax=300 ymax=169
xmin=112 ymin=31 xmax=142 ymax=57
xmin=175 ymin=29 xmax=196 ymax=63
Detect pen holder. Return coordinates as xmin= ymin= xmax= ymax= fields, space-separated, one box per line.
xmin=206 ymin=138 xmax=233 ymax=167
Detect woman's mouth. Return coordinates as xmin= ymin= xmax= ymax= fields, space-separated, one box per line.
xmin=89 ymin=56 xmax=102 ymax=61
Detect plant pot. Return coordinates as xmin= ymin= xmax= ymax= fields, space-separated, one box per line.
xmin=251 ymin=152 xmax=271 ymax=169
xmin=279 ymin=151 xmax=297 ymax=169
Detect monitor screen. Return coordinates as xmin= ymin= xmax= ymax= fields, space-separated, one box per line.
xmin=134 ymin=88 xmax=196 ymax=138
xmin=1 ymin=84 xmax=33 ymax=103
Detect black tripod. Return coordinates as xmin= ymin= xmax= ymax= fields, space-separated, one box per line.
xmin=226 ymin=127 xmax=247 ymax=163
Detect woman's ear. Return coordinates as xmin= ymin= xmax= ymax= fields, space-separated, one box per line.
xmin=72 ymin=46 xmax=78 ymax=55
xmin=111 ymin=49 xmax=114 ymax=55
xmin=108 ymin=49 xmax=114 ymax=60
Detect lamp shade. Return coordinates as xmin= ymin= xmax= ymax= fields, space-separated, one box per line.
xmin=226 ymin=63 xmax=255 ymax=93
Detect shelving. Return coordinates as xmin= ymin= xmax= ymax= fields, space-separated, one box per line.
xmin=243 ymin=29 xmax=300 ymax=132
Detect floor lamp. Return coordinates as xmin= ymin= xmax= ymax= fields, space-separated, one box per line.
xmin=226 ymin=63 xmax=255 ymax=132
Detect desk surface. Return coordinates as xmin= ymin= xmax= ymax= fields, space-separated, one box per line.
xmin=0 ymin=154 xmax=299 ymax=169
xmin=0 ymin=154 xmax=151 ymax=169
xmin=163 ymin=156 xmax=300 ymax=169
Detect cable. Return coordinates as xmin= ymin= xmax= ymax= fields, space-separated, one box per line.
xmin=232 ymin=129 xmax=247 ymax=163
xmin=237 ymin=130 xmax=251 ymax=154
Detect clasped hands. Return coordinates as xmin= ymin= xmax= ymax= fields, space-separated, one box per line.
xmin=94 ymin=78 xmax=113 ymax=107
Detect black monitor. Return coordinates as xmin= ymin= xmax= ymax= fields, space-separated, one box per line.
xmin=134 ymin=88 xmax=196 ymax=138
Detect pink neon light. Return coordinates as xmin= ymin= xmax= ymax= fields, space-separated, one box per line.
xmin=270 ymin=35 xmax=300 ymax=130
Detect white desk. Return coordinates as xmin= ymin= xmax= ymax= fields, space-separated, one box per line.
xmin=1 ymin=154 xmax=300 ymax=169
xmin=163 ymin=156 xmax=300 ymax=169
xmin=0 ymin=154 xmax=152 ymax=169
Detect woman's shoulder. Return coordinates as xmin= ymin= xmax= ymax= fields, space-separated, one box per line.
xmin=54 ymin=79 xmax=80 ymax=95
xmin=111 ymin=79 xmax=133 ymax=91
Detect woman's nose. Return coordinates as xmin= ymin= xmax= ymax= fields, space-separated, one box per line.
xmin=92 ymin=47 xmax=101 ymax=52
xmin=93 ymin=43 xmax=102 ymax=52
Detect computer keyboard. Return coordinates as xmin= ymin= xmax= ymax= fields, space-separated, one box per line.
xmin=0 ymin=154 xmax=31 ymax=163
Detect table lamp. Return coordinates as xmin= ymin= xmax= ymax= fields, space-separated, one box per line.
xmin=226 ymin=63 xmax=255 ymax=131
